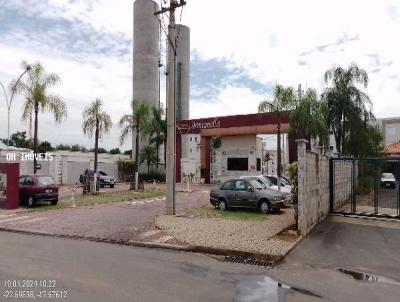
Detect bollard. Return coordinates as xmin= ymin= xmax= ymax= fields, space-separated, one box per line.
xmin=70 ymin=187 xmax=76 ymax=208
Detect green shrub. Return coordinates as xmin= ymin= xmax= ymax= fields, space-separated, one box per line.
xmin=139 ymin=172 xmax=166 ymax=182
xmin=118 ymin=159 xmax=136 ymax=182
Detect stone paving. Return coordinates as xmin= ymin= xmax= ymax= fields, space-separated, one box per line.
xmin=156 ymin=208 xmax=298 ymax=256
xmin=0 ymin=184 xmax=212 ymax=243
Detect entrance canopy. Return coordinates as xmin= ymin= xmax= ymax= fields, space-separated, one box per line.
xmin=177 ymin=112 xmax=290 ymax=136
xmin=176 ymin=112 xmax=294 ymax=183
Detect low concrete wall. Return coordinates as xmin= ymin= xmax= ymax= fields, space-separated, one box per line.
xmin=297 ymin=140 xmax=352 ymax=235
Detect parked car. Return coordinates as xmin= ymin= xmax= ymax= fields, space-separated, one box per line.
xmin=241 ymin=175 xmax=291 ymax=194
xmin=210 ymin=178 xmax=285 ymax=214
xmin=79 ymin=169 xmax=116 ymax=188
xmin=380 ymin=173 xmax=396 ymax=189
xmin=240 ymin=175 xmax=292 ymax=202
xmin=264 ymin=175 xmax=292 ymax=192
xmin=19 ymin=175 xmax=59 ymax=207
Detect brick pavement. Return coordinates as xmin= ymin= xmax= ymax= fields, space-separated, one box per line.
xmin=0 ymin=184 xmax=213 ymax=243
xmin=155 ymin=208 xmax=298 ymax=256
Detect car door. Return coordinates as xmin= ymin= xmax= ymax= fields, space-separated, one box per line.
xmin=233 ymin=180 xmax=252 ymax=207
xmin=24 ymin=176 xmax=34 ymax=200
xmin=221 ymin=181 xmax=235 ymax=204
xmin=18 ymin=176 xmax=26 ymax=202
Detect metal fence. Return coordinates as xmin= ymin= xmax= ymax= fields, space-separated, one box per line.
xmin=330 ymin=157 xmax=400 ymax=219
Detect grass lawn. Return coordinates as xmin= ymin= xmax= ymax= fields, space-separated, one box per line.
xmin=183 ymin=206 xmax=268 ymax=222
xmin=24 ymin=189 xmax=165 ymax=212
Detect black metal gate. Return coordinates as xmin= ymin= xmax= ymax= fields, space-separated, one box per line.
xmin=330 ymin=157 xmax=400 ymax=219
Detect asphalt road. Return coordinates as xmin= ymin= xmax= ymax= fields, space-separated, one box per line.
xmin=1 ymin=216 xmax=400 ymax=302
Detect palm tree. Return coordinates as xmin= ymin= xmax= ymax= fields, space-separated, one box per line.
xmin=147 ymin=106 xmax=167 ymax=170
xmin=322 ymin=64 xmax=372 ymax=155
xmin=82 ymin=98 xmax=112 ymax=176
xmin=119 ymin=99 xmax=150 ymax=178
xmin=258 ymin=84 xmax=295 ymax=191
xmin=140 ymin=145 xmax=157 ymax=174
xmin=289 ymin=87 xmax=329 ymax=147
xmin=13 ymin=61 xmax=67 ymax=174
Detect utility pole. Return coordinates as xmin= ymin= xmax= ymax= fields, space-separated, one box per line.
xmin=155 ymin=0 xmax=186 ymax=215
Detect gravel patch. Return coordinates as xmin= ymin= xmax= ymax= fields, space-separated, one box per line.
xmin=156 ymin=208 xmax=296 ymax=256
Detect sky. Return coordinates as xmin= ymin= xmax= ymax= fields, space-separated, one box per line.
xmin=0 ymin=0 xmax=399 ymax=151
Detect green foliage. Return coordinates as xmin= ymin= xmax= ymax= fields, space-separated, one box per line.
xmin=287 ymin=161 xmax=298 ymax=228
xmin=37 ymin=141 xmax=54 ymax=153
xmin=13 ymin=62 xmax=67 ymax=165
xmin=119 ymin=99 xmax=150 ymax=172
xmin=211 ymin=136 xmax=222 ymax=149
xmin=146 ymin=105 xmax=167 ymax=168
xmin=123 ymin=150 xmax=132 ymax=156
xmin=140 ymin=145 xmax=157 ymax=174
xmin=322 ymin=64 xmax=373 ymax=155
xmin=8 ymin=131 xmax=32 ymax=149
xmin=82 ymin=98 xmax=112 ymax=140
xmin=109 ymin=148 xmax=121 ymax=154
xmin=139 ymin=171 xmax=166 ymax=182
xmin=289 ymin=88 xmax=329 ymax=147
xmin=55 ymin=144 xmax=87 ymax=152
xmin=117 ymin=159 xmax=136 ymax=182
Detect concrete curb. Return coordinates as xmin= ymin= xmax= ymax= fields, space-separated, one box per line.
xmin=0 ymin=225 xmax=287 ymax=262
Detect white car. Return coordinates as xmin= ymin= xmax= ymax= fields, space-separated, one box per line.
xmin=380 ymin=173 xmax=396 ymax=189
xmin=240 ymin=175 xmax=292 ymax=195
xmin=264 ymin=175 xmax=292 ymax=192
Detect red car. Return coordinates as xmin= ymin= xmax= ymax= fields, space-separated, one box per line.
xmin=19 ymin=175 xmax=59 ymax=207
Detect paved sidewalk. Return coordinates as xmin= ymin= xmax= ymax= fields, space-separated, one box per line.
xmin=0 ymin=186 xmax=211 ymax=243
xmin=156 ymin=208 xmax=298 ymax=257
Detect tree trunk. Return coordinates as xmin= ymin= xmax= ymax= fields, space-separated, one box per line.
xmin=164 ymin=139 xmax=167 ymax=167
xmin=94 ymin=117 xmax=99 ymax=173
xmin=135 ymin=124 xmax=139 ymax=173
xmin=131 ymin=125 xmax=134 ymax=160
xmin=33 ymin=102 xmax=39 ymax=174
xmin=156 ymin=142 xmax=159 ymax=170
xmin=148 ymin=162 xmax=150 ymax=174
xmin=277 ymin=121 xmax=282 ymax=191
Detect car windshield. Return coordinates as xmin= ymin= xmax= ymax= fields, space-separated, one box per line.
xmin=382 ymin=173 xmax=394 ymax=179
xmin=38 ymin=176 xmax=55 ymax=186
xmin=248 ymin=179 xmax=264 ymax=190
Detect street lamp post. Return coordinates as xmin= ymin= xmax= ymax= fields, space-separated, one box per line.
xmin=0 ymin=65 xmax=31 ymax=146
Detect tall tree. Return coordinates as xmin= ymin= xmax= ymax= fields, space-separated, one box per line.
xmin=82 ymin=98 xmax=112 ymax=175
xmin=119 ymin=99 xmax=150 ymax=179
xmin=258 ymin=84 xmax=295 ymax=190
xmin=140 ymin=145 xmax=157 ymax=174
xmin=146 ymin=106 xmax=167 ymax=169
xmin=289 ymin=87 xmax=329 ymax=147
xmin=13 ymin=61 xmax=67 ymax=174
xmin=322 ymin=64 xmax=372 ymax=155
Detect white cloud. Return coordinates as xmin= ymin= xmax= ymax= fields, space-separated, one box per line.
xmin=0 ymin=0 xmax=399 ymax=150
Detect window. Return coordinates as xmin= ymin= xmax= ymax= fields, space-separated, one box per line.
xmin=227 ymin=158 xmax=248 ymax=171
xmin=221 ymin=181 xmax=234 ymax=190
xmin=25 ymin=176 xmax=34 ymax=185
xmin=257 ymin=158 xmax=261 ymax=171
xmin=190 ymin=137 xmax=192 ymax=141
xmin=234 ymin=180 xmax=248 ymax=191
xmin=195 ymin=137 xmax=197 ymax=142
xmin=190 ymin=149 xmax=192 ymax=153
xmin=38 ymin=176 xmax=55 ymax=186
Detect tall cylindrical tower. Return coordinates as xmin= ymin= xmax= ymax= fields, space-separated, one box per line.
xmin=175 ymin=24 xmax=190 ymax=121
xmin=133 ymin=0 xmax=160 ymax=108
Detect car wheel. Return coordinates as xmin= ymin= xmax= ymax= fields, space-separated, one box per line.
xmin=110 ymin=184 xmax=115 ymax=188
xmin=27 ymin=196 xmax=36 ymax=208
xmin=218 ymin=200 xmax=227 ymax=211
xmin=51 ymin=199 xmax=58 ymax=206
xmin=259 ymin=200 xmax=270 ymax=214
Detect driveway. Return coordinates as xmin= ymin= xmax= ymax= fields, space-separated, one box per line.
xmin=266 ymin=215 xmax=400 ymax=302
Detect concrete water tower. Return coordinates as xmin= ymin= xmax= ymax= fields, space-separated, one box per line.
xmin=133 ymin=0 xmax=160 ymax=109
xmin=175 ymin=24 xmax=190 ymax=121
